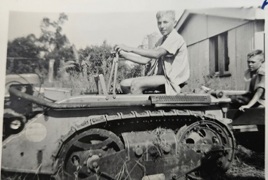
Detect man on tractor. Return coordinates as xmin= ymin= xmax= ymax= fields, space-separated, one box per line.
xmin=115 ymin=10 xmax=190 ymax=95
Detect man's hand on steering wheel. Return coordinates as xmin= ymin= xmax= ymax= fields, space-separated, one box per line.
xmin=114 ymin=44 xmax=131 ymax=53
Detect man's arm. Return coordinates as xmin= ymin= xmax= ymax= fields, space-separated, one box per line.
xmin=119 ymin=51 xmax=151 ymax=65
xmin=239 ymin=88 xmax=264 ymax=111
xmin=116 ymin=44 xmax=167 ymax=59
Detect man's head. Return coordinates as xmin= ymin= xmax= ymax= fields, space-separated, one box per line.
xmin=247 ymin=49 xmax=264 ymax=72
xmin=156 ymin=11 xmax=176 ymax=36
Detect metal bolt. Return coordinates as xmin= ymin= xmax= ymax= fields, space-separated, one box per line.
xmin=92 ymin=161 xmax=98 ymax=168
xmin=162 ymin=144 xmax=171 ymax=154
xmin=135 ymin=146 xmax=143 ymax=157
xmin=212 ymin=136 xmax=220 ymax=144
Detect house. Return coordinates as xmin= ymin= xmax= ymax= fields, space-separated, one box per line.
xmin=175 ymin=7 xmax=265 ymax=91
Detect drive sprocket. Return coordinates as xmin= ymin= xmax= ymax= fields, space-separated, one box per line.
xmin=55 ymin=128 xmax=124 ymax=180
xmin=177 ymin=119 xmax=236 ymax=180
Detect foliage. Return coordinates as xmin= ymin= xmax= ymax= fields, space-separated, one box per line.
xmin=6 ymin=13 xmax=70 ymax=76
xmin=39 ymin=13 xmax=69 ymax=52
xmin=7 ymin=34 xmax=48 ymax=75
xmin=39 ymin=13 xmax=71 ymax=77
xmin=7 ymin=13 xmax=144 ymax=94
xmin=6 ymin=58 xmax=48 ymax=77
xmin=7 ymin=34 xmax=41 ymax=58
xmin=80 ymin=41 xmax=113 ymax=76
xmin=52 ymin=41 xmax=144 ymax=95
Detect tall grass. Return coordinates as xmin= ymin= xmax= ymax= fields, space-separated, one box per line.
xmin=43 ymin=71 xmax=98 ymax=95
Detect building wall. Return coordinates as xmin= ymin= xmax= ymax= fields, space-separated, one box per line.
xmin=180 ymin=14 xmax=249 ymax=46
xmin=184 ymin=21 xmax=263 ymax=91
xmin=229 ymin=22 xmax=255 ymax=90
xmin=179 ymin=14 xmax=207 ymax=46
xmin=186 ymin=40 xmax=209 ymax=91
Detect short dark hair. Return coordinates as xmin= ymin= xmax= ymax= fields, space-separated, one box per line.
xmin=247 ymin=49 xmax=264 ymax=61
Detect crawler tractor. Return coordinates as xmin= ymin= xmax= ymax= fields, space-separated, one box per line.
xmin=2 ymin=53 xmax=240 ymax=180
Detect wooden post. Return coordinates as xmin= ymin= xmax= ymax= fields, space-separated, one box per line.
xmin=48 ymin=59 xmax=55 ymax=83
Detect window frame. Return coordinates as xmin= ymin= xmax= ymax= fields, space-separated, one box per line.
xmin=209 ymin=32 xmax=231 ymax=77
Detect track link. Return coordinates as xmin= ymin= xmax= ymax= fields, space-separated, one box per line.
xmin=53 ymin=109 xmax=235 ymax=180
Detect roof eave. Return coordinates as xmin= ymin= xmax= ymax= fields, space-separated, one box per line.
xmin=175 ymin=7 xmax=265 ymax=31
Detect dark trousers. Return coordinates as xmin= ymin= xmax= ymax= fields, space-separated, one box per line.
xmin=229 ymin=93 xmax=252 ymax=108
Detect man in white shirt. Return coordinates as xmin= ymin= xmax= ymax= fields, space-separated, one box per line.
xmin=115 ymin=10 xmax=190 ymax=95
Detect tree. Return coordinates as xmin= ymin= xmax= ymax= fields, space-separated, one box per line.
xmin=6 ymin=34 xmax=47 ymax=74
xmin=7 ymin=34 xmax=41 ymax=58
xmin=6 ymin=13 xmax=70 ymax=76
xmin=39 ymin=13 xmax=69 ymax=52
xmin=39 ymin=13 xmax=71 ymax=77
xmin=79 ymin=41 xmax=113 ymax=78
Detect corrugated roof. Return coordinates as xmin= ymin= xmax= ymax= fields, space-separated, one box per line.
xmin=176 ymin=7 xmax=265 ymax=31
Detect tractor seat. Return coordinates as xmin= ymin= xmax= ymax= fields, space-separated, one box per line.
xmin=143 ymin=82 xmax=187 ymax=94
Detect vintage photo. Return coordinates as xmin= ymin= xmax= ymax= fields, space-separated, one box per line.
xmin=1 ymin=3 xmax=265 ymax=180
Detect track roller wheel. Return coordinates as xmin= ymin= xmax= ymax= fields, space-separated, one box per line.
xmin=56 ymin=128 xmax=124 ymax=180
xmin=177 ymin=120 xmax=236 ymax=180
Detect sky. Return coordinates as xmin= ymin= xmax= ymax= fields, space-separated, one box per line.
xmin=8 ymin=11 xmax=168 ymax=49
xmin=6 ymin=0 xmax=263 ymax=50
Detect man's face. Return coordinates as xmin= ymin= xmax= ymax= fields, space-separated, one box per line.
xmin=247 ymin=55 xmax=263 ymax=72
xmin=157 ymin=14 xmax=175 ymax=36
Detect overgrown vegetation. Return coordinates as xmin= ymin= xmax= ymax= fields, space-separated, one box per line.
xmin=6 ymin=13 xmax=144 ymax=95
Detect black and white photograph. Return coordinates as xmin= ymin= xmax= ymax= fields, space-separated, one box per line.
xmin=0 ymin=0 xmax=266 ymax=179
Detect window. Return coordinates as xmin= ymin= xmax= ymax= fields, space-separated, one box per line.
xmin=209 ymin=32 xmax=230 ymax=77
